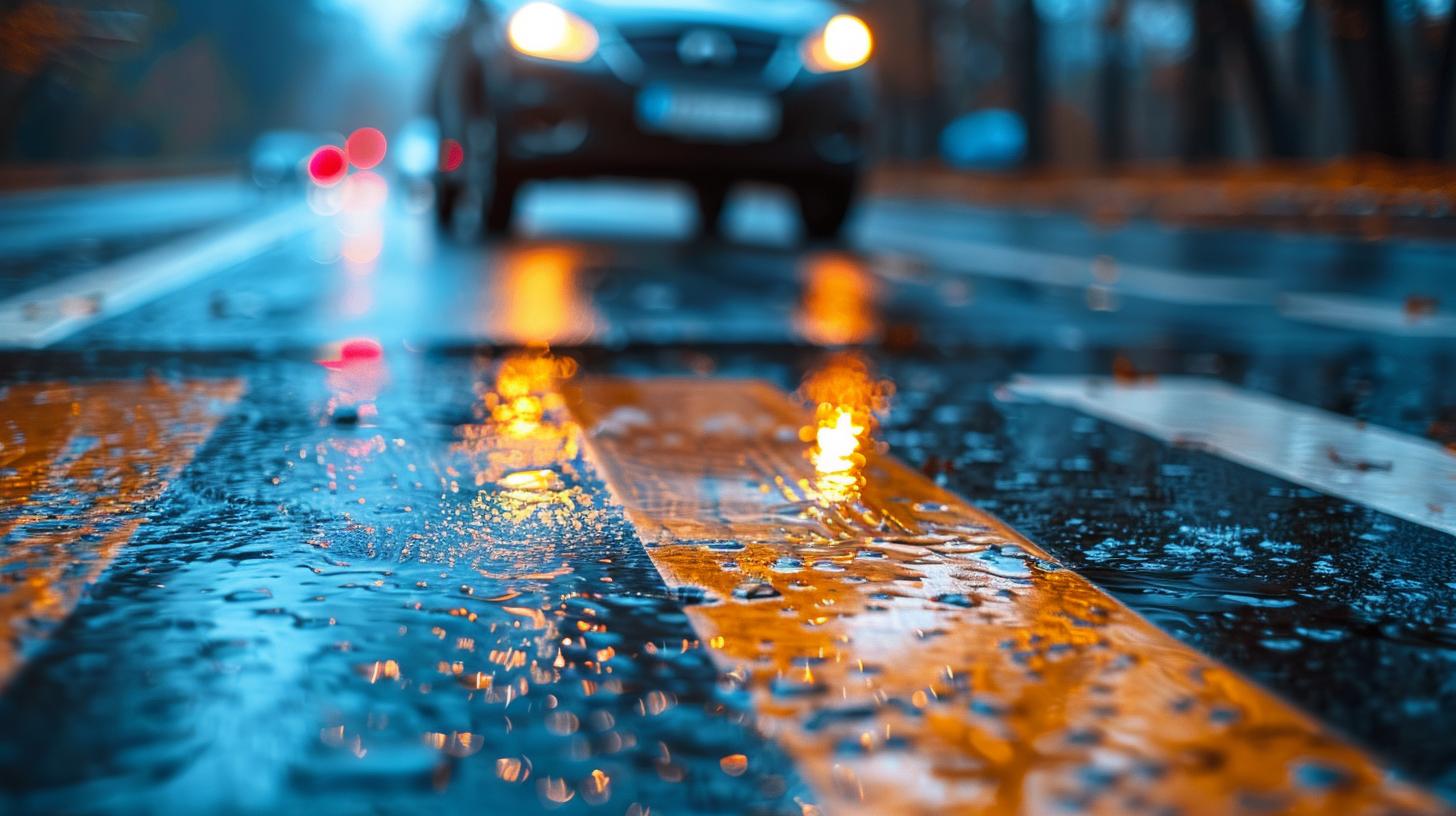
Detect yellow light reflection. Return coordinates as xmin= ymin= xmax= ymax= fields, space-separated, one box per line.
xmin=484 ymin=350 xmax=579 ymax=440
xmin=796 ymin=253 xmax=879 ymax=346
xmin=497 ymin=468 xmax=562 ymax=491
xmin=486 ymin=244 xmax=600 ymax=346
xmin=797 ymin=352 xmax=893 ymax=505
xmin=454 ymin=349 xmax=587 ymax=529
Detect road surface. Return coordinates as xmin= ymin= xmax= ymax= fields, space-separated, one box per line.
xmin=1 ymin=174 xmax=1454 ymax=814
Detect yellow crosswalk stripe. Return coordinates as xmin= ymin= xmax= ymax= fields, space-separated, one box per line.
xmin=565 ymin=372 xmax=1447 ymax=815
xmin=0 ymin=379 xmax=241 ymax=688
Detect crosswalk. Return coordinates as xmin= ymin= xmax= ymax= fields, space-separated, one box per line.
xmin=1 ymin=360 xmax=1451 ymax=812
xmin=2 ymin=178 xmax=1454 ymax=810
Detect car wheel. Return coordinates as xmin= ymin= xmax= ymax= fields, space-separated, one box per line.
xmin=463 ymin=116 xmax=517 ymax=237
xmin=435 ymin=178 xmax=462 ymax=230
xmin=482 ymin=176 xmax=518 ymax=236
xmin=693 ymin=181 xmax=729 ymax=236
xmin=795 ymin=177 xmax=856 ymax=241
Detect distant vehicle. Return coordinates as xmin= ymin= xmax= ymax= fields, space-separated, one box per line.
xmin=431 ymin=0 xmax=875 ymax=238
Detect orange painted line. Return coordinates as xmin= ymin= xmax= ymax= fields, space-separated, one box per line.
xmin=0 ymin=379 xmax=241 ymax=689
xmin=565 ymin=372 xmax=1448 ymax=815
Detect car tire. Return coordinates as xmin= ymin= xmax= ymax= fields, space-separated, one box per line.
xmin=693 ymin=181 xmax=729 ymax=236
xmin=795 ymin=177 xmax=856 ymax=241
xmin=435 ymin=179 xmax=462 ymax=230
xmin=481 ymin=176 xmax=518 ymax=236
xmin=462 ymin=116 xmax=518 ymax=238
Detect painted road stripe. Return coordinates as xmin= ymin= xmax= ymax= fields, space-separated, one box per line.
xmin=866 ymin=202 xmax=1451 ymax=338
xmin=862 ymin=206 xmax=1272 ymax=307
xmin=0 ymin=178 xmax=261 ymax=258
xmin=1009 ymin=376 xmax=1456 ymax=538
xmin=0 ymin=203 xmax=311 ymax=349
xmin=565 ymin=373 xmax=1444 ymax=815
xmin=1280 ymin=292 xmax=1456 ymax=338
xmin=0 ymin=379 xmax=241 ymax=688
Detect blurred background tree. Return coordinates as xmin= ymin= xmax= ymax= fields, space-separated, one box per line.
xmin=3 ymin=0 xmax=1455 ymax=169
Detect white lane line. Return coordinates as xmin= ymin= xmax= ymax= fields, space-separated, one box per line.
xmin=0 ymin=203 xmax=312 ymax=349
xmin=0 ymin=178 xmax=261 ymax=257
xmin=860 ymin=208 xmax=1273 ymax=306
xmin=1008 ymin=375 xmax=1456 ymax=537
xmin=862 ymin=202 xmax=1450 ymax=335
xmin=1280 ymin=292 xmax=1456 ymax=338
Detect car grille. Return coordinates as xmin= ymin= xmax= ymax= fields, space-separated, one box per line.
xmin=623 ymin=29 xmax=783 ymax=74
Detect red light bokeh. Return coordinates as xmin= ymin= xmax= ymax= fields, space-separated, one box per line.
xmin=318 ymin=337 xmax=384 ymax=370
xmin=308 ymin=145 xmax=348 ymax=187
xmin=440 ymin=139 xmax=465 ymax=173
xmin=345 ymin=127 xmax=388 ymax=170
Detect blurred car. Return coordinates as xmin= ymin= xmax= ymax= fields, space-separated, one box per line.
xmin=431 ymin=0 xmax=875 ymax=238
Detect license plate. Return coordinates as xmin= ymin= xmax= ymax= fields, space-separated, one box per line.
xmin=636 ymin=86 xmax=780 ymax=143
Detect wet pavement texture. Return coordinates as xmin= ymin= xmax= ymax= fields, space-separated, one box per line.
xmin=2 ymin=177 xmax=1455 ymax=811
xmin=0 ymin=356 xmax=807 ymax=815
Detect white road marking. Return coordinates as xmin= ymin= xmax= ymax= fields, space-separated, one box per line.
xmin=860 ymin=208 xmax=1272 ymax=306
xmin=1008 ymin=375 xmax=1456 ymax=537
xmin=862 ymin=202 xmax=1450 ymax=336
xmin=0 ymin=177 xmax=262 ymax=257
xmin=0 ymin=203 xmax=312 ymax=348
xmin=1280 ymin=292 xmax=1456 ymax=338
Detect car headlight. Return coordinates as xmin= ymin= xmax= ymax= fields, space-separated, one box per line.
xmin=508 ymin=2 xmax=600 ymax=63
xmin=803 ymin=14 xmax=873 ymax=73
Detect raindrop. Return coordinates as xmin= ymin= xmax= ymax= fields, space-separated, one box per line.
xmin=1064 ymin=727 xmax=1101 ymax=747
xmin=719 ymin=754 xmax=749 ymax=777
xmin=973 ymin=547 xmax=1035 ymax=580
xmin=771 ymin=674 xmax=827 ymax=698
xmin=1294 ymin=626 xmax=1347 ymax=643
xmin=1208 ymin=706 xmax=1241 ymax=725
xmin=770 ymin=557 xmax=803 ymax=573
xmin=970 ymin=698 xmax=1008 ymax=718
xmin=676 ymin=586 xmax=714 ymax=606
xmin=803 ymin=706 xmax=879 ymax=732
xmin=733 ymin=581 xmax=782 ymax=601
xmin=1293 ymin=760 xmax=1354 ymax=792
xmin=1220 ymin=594 xmax=1297 ymax=609
xmin=933 ymin=593 xmax=978 ymax=608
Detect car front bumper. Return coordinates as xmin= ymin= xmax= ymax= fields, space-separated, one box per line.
xmin=486 ymin=54 xmax=873 ymax=183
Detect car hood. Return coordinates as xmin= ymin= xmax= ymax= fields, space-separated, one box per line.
xmin=558 ymin=0 xmax=839 ymax=36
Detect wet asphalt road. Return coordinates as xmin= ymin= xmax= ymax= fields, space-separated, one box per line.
xmin=2 ymin=175 xmax=1456 ymax=811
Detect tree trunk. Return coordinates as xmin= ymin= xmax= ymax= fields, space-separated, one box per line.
xmin=1181 ymin=0 xmax=1225 ymax=162
xmin=1098 ymin=0 xmax=1128 ymax=166
xmin=1293 ymin=0 xmax=1320 ymax=156
xmin=1365 ymin=0 xmax=1408 ymax=157
xmin=1014 ymin=0 xmax=1047 ymax=168
xmin=1329 ymin=0 xmax=1408 ymax=157
xmin=1431 ymin=8 xmax=1456 ymax=159
xmin=1225 ymin=0 xmax=1296 ymax=158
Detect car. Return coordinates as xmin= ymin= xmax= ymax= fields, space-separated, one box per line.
xmin=430 ymin=0 xmax=876 ymax=239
